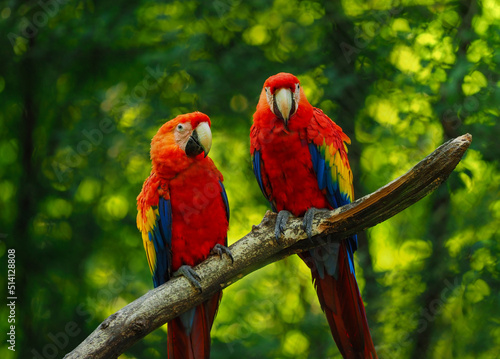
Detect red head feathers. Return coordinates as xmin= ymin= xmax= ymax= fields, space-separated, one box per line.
xmin=151 ymin=111 xmax=212 ymax=178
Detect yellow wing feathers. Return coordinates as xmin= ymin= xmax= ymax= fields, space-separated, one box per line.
xmin=325 ymin=140 xmax=354 ymax=203
xmin=137 ymin=207 xmax=160 ymax=275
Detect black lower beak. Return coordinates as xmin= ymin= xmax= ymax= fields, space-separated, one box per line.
xmin=185 ymin=130 xmax=205 ymax=158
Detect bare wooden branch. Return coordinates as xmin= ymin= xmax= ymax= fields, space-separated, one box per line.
xmin=64 ymin=134 xmax=472 ymax=359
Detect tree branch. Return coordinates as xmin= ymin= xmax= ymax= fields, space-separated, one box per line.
xmin=64 ymin=134 xmax=472 ymax=359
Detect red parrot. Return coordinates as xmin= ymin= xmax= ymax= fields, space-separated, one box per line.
xmin=250 ymin=73 xmax=377 ymax=358
xmin=137 ymin=112 xmax=232 ymax=358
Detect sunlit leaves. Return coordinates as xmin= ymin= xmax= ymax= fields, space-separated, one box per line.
xmin=466 ymin=39 xmax=494 ymax=64
xmin=43 ymin=198 xmax=73 ymax=219
xmin=243 ymin=24 xmax=270 ymax=45
xmin=464 ymin=278 xmax=491 ymax=303
xmin=392 ymin=17 xmax=411 ymax=33
xmin=462 ymin=70 xmax=488 ymax=95
xmin=390 ymin=45 xmax=422 ymax=73
xmin=75 ymin=178 xmax=102 ymax=203
xmin=282 ymin=330 xmax=309 ymax=357
xmin=367 ymin=97 xmax=399 ymax=125
xmin=99 ymin=194 xmax=129 ymax=221
xmin=473 ymin=0 xmax=500 ymax=35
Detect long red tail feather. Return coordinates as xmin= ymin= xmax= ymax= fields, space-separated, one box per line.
xmin=300 ymin=243 xmax=377 ymax=359
xmin=167 ymin=292 xmax=222 ymax=359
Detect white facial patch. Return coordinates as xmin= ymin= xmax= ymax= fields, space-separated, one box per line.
xmin=174 ymin=122 xmax=193 ymax=151
xmin=265 ymin=87 xmax=274 ymax=114
xmin=293 ymin=83 xmax=301 ymax=115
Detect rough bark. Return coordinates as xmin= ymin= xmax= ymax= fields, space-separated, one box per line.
xmin=64 ymin=134 xmax=472 ymax=359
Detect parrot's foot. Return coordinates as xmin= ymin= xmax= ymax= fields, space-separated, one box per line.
xmin=174 ymin=265 xmax=202 ymax=293
xmin=275 ymin=210 xmax=292 ymax=242
xmin=303 ymin=207 xmax=329 ymax=239
xmin=211 ymin=243 xmax=234 ymax=264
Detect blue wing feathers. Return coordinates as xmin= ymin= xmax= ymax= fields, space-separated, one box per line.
xmin=151 ymin=197 xmax=172 ymax=288
xmin=219 ymin=180 xmax=230 ymax=222
xmin=317 ymin=158 xmax=326 ymax=190
xmin=346 ymin=240 xmax=357 ymax=274
xmin=253 ymin=151 xmax=266 ymax=196
xmin=159 ymin=198 xmax=172 ymax=241
xmin=309 ymin=143 xmax=318 ymax=173
xmin=252 ymin=150 xmax=277 ymax=212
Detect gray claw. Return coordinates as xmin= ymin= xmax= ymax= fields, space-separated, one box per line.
xmin=211 ymin=243 xmax=234 ymax=264
xmin=174 ymin=265 xmax=202 ymax=293
xmin=275 ymin=210 xmax=291 ymax=242
xmin=303 ymin=207 xmax=326 ymax=239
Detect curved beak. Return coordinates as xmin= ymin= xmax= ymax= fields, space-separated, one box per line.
xmin=185 ymin=122 xmax=212 ymax=158
xmin=273 ymin=88 xmax=295 ymax=127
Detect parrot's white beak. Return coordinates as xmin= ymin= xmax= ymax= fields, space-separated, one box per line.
xmin=185 ymin=121 xmax=212 ymax=158
xmin=195 ymin=121 xmax=212 ymax=157
xmin=274 ymin=88 xmax=293 ymax=123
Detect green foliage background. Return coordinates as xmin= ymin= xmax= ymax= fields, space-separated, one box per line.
xmin=1 ymin=0 xmax=499 ymax=358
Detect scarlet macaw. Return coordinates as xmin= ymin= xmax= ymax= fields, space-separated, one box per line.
xmin=250 ymin=73 xmax=377 ymax=358
xmin=137 ymin=112 xmax=232 ymax=358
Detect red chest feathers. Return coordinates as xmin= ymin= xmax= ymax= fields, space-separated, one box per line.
xmin=258 ymin=129 xmax=330 ymax=216
xmin=168 ymin=165 xmax=228 ymax=270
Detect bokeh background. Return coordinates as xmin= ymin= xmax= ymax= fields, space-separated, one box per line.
xmin=1 ymin=0 xmax=499 ymax=358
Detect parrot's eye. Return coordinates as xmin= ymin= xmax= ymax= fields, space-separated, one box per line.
xmin=177 ymin=124 xmax=184 ymax=131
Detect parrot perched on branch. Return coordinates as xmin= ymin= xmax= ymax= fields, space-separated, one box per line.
xmin=250 ymin=73 xmax=377 ymax=359
xmin=137 ymin=112 xmax=232 ymax=358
